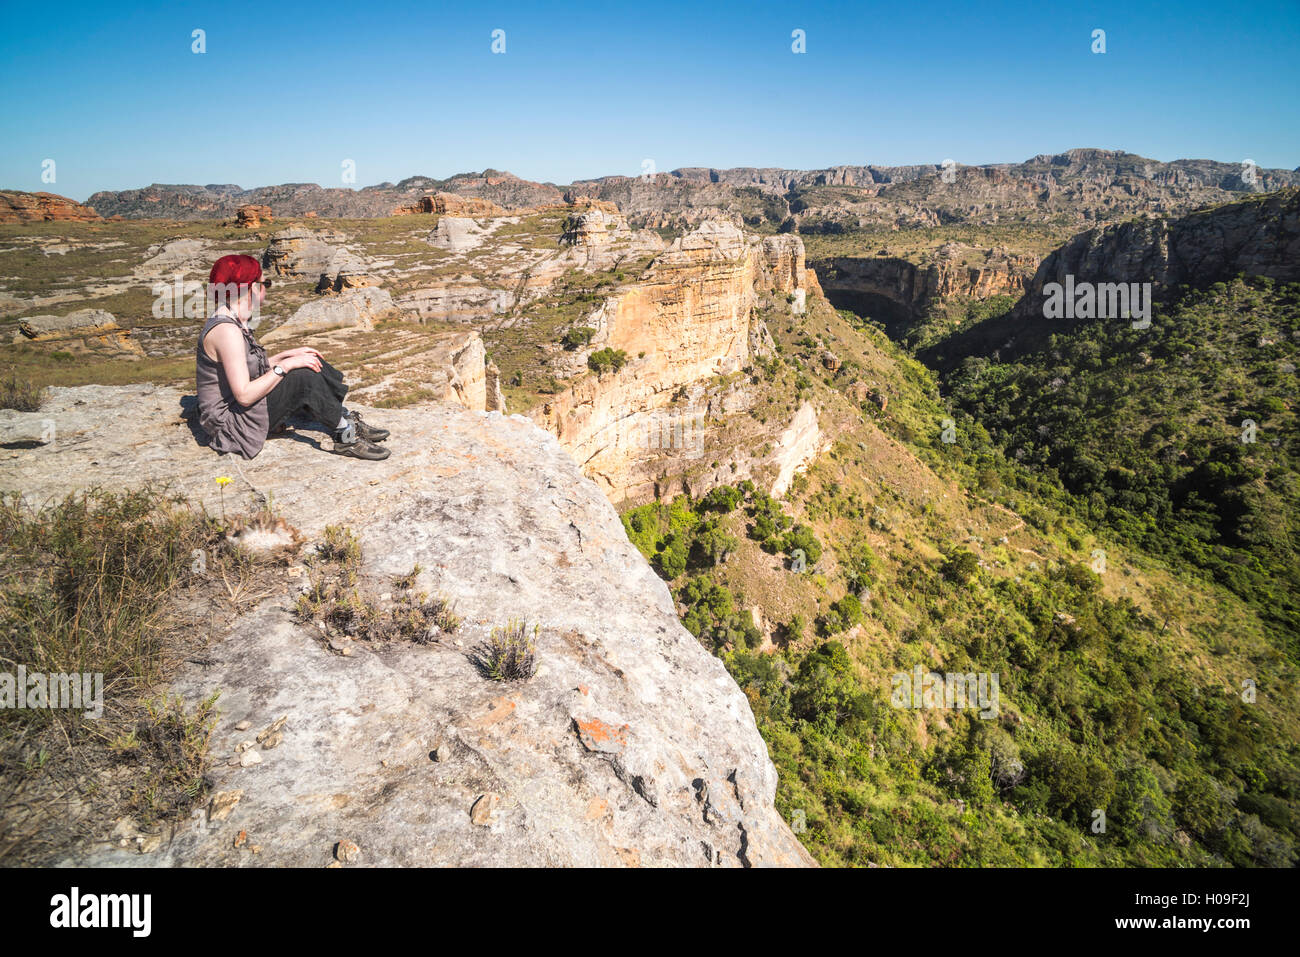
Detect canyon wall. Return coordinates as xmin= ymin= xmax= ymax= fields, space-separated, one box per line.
xmin=0 ymin=190 xmax=102 ymax=224
xmin=1011 ymin=187 xmax=1300 ymax=318
xmin=812 ymin=247 xmax=1033 ymax=324
xmin=530 ymin=222 xmax=819 ymax=502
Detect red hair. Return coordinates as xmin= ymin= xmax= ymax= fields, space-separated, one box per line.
xmin=209 ymin=254 xmax=262 ymax=286
xmin=208 ymin=254 xmax=263 ymax=311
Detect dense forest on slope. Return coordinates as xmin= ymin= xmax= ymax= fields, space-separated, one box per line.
xmin=620 ymin=288 xmax=1300 ymax=866
xmin=942 ymin=277 xmax=1300 ymax=654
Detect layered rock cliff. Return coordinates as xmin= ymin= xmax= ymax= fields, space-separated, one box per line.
xmin=0 ymin=190 xmax=102 ymax=224
xmin=79 ymin=150 xmax=1300 ymax=225
xmin=812 ymin=244 xmax=1033 ymax=326
xmin=1011 ymin=186 xmax=1300 ymax=318
xmin=0 ymin=385 xmax=813 ymax=868
xmin=529 ymin=222 xmax=822 ymax=502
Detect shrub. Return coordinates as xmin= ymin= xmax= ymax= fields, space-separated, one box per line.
xmin=817 ymin=592 xmax=863 ymax=635
xmin=587 ymin=348 xmax=628 ymax=374
xmin=561 ymin=326 xmax=597 ymax=350
xmin=942 ymin=549 xmax=981 ymax=585
xmin=782 ymin=524 xmax=823 ymax=566
xmin=473 ymin=620 xmax=538 ymax=681
xmin=655 ymin=532 xmax=689 ymax=579
xmin=699 ymin=485 xmax=743 ymax=514
xmin=0 ymin=374 xmax=45 ymax=411
xmin=690 ymin=521 xmax=738 ymax=568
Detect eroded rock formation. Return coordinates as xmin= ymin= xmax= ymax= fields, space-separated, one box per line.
xmin=812 ymin=245 xmax=1033 ymax=324
xmin=395 ymin=192 xmax=508 ymax=217
xmin=530 ymin=221 xmax=822 ymax=501
xmin=262 ymin=287 xmax=398 ymax=341
xmin=14 ymin=308 xmax=142 ymax=355
xmin=0 ymin=385 xmax=813 ymax=868
xmin=262 ymin=227 xmax=368 ymax=286
xmin=0 ymin=190 xmax=101 ymax=224
xmin=235 ymin=204 xmax=272 ymax=228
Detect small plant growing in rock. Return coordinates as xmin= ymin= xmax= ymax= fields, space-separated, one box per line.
xmin=0 ymin=374 xmax=46 ymax=412
xmin=394 ymin=563 xmax=422 ymax=591
xmin=316 ymin=525 xmax=362 ymax=569
xmin=561 ymin=326 xmax=597 ymax=350
xmin=473 ymin=620 xmax=538 ymax=681
xmin=296 ymin=537 xmax=461 ymax=644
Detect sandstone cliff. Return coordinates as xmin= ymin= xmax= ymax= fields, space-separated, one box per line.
xmin=80 ymin=150 xmax=1300 ymax=226
xmin=0 ymin=385 xmax=813 ymax=868
xmin=811 ymin=243 xmax=1033 ymax=333
xmin=530 ymin=222 xmax=822 ymax=502
xmin=0 ymin=190 xmax=101 ymax=224
xmin=1011 ymin=186 xmax=1300 ymax=318
xmin=394 ymin=192 xmax=508 ymax=217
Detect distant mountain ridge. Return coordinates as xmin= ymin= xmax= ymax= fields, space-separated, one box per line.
xmin=76 ymin=149 xmax=1300 ymax=226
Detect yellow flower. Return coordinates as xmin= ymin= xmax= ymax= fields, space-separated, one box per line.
xmin=215 ymin=476 xmax=233 ymax=487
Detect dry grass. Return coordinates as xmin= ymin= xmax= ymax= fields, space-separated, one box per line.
xmin=0 ymin=486 xmax=292 ymax=862
xmin=0 ymin=373 xmax=45 ymax=411
xmin=295 ymin=528 xmax=462 ymax=644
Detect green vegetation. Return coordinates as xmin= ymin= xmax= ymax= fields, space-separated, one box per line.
xmin=561 ymin=326 xmax=597 ymax=349
xmin=587 ymin=347 xmax=628 ymax=375
xmin=621 ymin=274 xmax=1299 ymax=867
xmin=474 ymin=620 xmax=539 ymax=681
xmin=945 ymin=277 xmax=1300 ymax=652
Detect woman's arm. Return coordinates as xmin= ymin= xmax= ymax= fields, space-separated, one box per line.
xmin=209 ymin=324 xmax=320 ymax=407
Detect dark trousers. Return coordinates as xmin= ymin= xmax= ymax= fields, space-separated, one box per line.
xmin=266 ymin=359 xmax=349 ymax=434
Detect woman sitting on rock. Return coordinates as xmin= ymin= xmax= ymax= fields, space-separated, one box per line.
xmin=196 ymin=254 xmax=391 ymax=460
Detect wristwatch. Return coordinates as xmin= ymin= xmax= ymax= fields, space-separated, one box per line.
xmin=273 ymin=364 xmax=286 ymax=377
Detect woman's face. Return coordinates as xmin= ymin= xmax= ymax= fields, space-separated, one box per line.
xmin=237 ymin=282 xmax=267 ymax=321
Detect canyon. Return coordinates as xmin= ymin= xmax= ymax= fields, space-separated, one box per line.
xmin=4 ymin=166 xmax=1298 ymax=870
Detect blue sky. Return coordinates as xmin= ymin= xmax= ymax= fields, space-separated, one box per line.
xmin=2 ymin=0 xmax=1297 ymax=201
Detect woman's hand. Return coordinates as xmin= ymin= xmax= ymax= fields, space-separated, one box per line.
xmin=271 ymin=346 xmax=323 ymax=364
xmin=280 ymin=351 xmax=322 ymax=373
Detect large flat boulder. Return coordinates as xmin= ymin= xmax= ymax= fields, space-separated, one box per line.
xmin=261 ymin=287 xmax=397 ymax=341
xmin=18 ymin=308 xmax=121 ymax=341
xmin=0 ymin=385 xmax=813 ymax=868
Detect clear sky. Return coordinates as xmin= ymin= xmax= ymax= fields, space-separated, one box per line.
xmin=2 ymin=0 xmax=1297 ymax=201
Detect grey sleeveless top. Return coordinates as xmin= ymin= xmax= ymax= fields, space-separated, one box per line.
xmin=195 ymin=314 xmax=270 ymax=458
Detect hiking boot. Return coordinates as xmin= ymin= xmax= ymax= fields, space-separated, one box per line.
xmin=346 ymin=410 xmax=389 ymax=443
xmin=331 ymin=435 xmax=391 ymax=460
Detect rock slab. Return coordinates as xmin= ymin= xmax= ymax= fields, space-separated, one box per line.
xmin=0 ymin=385 xmax=814 ymax=868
